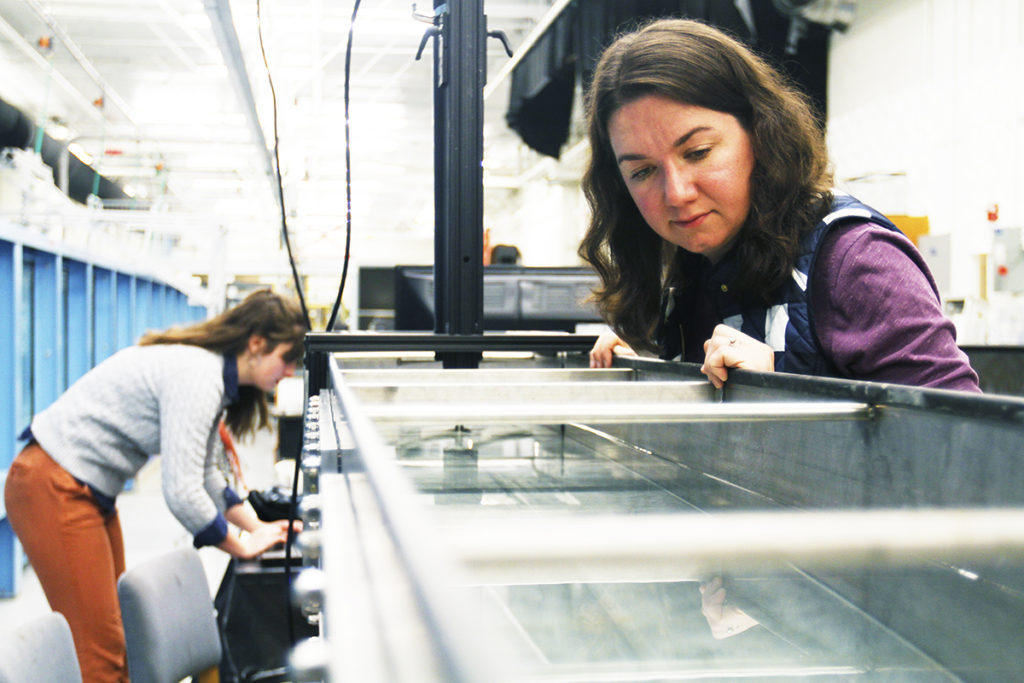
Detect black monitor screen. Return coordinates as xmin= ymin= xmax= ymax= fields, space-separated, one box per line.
xmin=393 ymin=265 xmax=601 ymax=332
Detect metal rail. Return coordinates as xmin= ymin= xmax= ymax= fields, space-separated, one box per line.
xmin=341 ymin=367 xmax=635 ymax=384
xmin=325 ymin=358 xmax=497 ymax=683
xmin=306 ymin=332 xmax=598 ymax=354
xmin=441 ymin=508 xmax=1024 ymax=583
xmin=359 ymin=400 xmax=873 ymax=425
xmin=304 ymin=332 xmax=599 ymax=395
xmin=345 ymin=379 xmax=716 ymax=405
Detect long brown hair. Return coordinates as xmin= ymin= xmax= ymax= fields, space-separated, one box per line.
xmin=578 ymin=18 xmax=833 ymax=352
xmin=140 ymin=289 xmax=306 ymax=435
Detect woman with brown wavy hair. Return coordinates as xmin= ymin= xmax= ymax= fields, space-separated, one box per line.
xmin=580 ymin=18 xmax=978 ymax=391
xmin=4 ymin=288 xmax=306 ymax=682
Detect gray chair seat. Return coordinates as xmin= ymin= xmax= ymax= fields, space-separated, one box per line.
xmin=117 ymin=546 xmax=222 ymax=683
xmin=0 ymin=611 xmax=82 ymax=683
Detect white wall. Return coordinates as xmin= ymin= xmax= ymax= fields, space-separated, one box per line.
xmin=827 ymin=0 xmax=1024 ymax=306
xmin=485 ymin=179 xmax=589 ymax=266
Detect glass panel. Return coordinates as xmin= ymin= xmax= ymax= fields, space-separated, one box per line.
xmin=367 ymin=424 xmax=944 ymax=679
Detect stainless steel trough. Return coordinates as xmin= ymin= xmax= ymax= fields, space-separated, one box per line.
xmin=291 ymin=342 xmax=1024 ymax=683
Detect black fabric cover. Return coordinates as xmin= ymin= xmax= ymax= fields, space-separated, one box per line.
xmin=214 ymin=559 xmax=318 ymax=683
xmin=0 ymin=97 xmax=34 ymax=148
xmin=744 ymin=0 xmax=830 ymax=121
xmin=504 ymin=0 xmax=831 ymax=158
xmin=505 ymin=5 xmax=577 ymax=158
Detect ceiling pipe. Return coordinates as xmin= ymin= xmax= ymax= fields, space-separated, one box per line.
xmin=0 ymin=96 xmax=128 ymax=204
xmin=203 ymin=0 xmax=281 ymax=214
xmin=22 ymin=0 xmax=140 ymax=129
xmin=154 ymin=0 xmax=223 ymax=64
xmin=0 ymin=14 xmax=103 ymax=125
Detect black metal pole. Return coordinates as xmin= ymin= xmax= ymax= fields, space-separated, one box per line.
xmin=433 ymin=0 xmax=485 ymax=368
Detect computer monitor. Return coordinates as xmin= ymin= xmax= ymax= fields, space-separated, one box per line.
xmin=393 ymin=265 xmax=601 ymax=332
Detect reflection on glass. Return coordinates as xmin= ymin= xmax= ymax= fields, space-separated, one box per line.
xmin=375 ymin=423 xmax=957 ymax=679
xmin=699 ymin=576 xmax=760 ymax=640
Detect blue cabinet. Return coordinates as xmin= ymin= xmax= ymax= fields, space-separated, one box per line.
xmin=0 ymin=225 xmax=206 ymax=596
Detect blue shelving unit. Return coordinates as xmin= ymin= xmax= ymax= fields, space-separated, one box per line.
xmin=64 ymin=259 xmax=90 ymax=388
xmin=0 ymin=239 xmax=15 ymax=599
xmin=0 ymin=222 xmax=206 ymax=597
xmin=94 ymin=267 xmax=115 ymax=364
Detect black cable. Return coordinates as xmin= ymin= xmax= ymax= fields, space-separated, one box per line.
xmin=249 ymin=0 xmax=362 ymax=653
xmin=254 ymin=0 xmax=313 ymax=650
xmin=258 ymin=0 xmax=362 ymax=651
xmin=257 ymin=0 xmax=312 ymax=332
xmin=284 ymin=427 xmax=302 ymax=646
xmin=325 ymin=0 xmax=362 ymax=331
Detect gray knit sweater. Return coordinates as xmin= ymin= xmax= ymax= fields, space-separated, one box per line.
xmin=30 ymin=344 xmax=234 ymax=541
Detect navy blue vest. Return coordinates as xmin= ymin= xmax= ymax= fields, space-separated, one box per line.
xmin=658 ymin=195 xmax=902 ymax=376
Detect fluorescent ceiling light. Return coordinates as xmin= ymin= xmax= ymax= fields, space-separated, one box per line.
xmin=67 ymin=142 xmax=93 ymax=164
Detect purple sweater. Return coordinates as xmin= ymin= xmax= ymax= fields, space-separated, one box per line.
xmin=808 ymin=222 xmax=980 ymax=392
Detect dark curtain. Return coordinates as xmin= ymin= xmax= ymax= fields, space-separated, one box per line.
xmin=505 ymin=0 xmax=831 ymax=159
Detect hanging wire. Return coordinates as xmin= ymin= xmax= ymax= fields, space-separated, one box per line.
xmin=256 ymin=0 xmax=312 ymax=331
xmin=255 ymin=0 xmax=313 ymax=647
xmin=91 ymin=95 xmax=105 ymax=199
xmin=33 ymin=36 xmax=54 ymax=156
xmin=266 ymin=0 xmax=363 ymax=647
xmin=325 ymin=0 xmax=362 ymax=332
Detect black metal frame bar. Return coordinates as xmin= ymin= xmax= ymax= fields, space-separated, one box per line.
xmin=304 ymin=332 xmax=599 ymax=395
xmin=432 ymin=0 xmax=486 ymax=368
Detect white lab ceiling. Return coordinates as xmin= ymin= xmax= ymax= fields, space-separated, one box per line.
xmin=0 ymin=0 xmax=562 ymax=304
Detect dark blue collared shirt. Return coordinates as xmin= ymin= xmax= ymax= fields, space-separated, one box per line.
xmin=223 ymin=352 xmax=240 ymax=403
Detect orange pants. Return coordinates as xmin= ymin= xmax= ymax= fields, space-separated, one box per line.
xmin=4 ymin=442 xmax=129 ymax=683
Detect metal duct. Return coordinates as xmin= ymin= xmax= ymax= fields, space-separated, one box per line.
xmin=0 ymin=95 xmax=128 ymax=205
